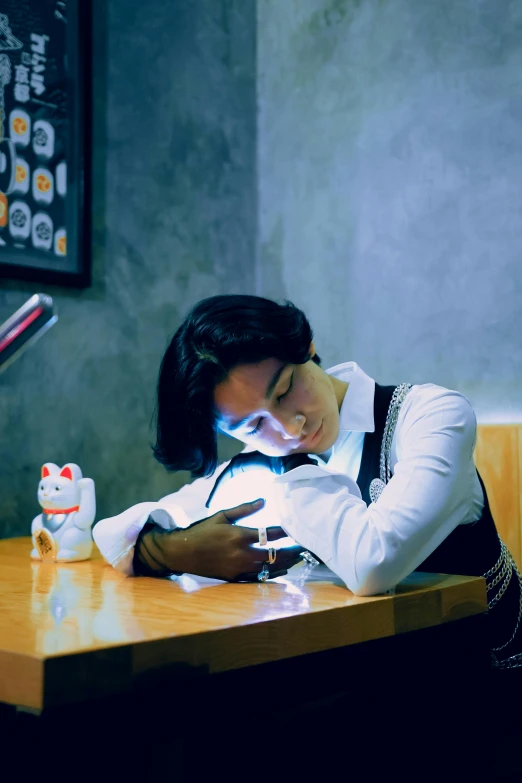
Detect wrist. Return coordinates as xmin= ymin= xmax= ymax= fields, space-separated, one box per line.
xmin=134 ymin=522 xmax=185 ymax=577
xmin=161 ymin=526 xmax=194 ymax=575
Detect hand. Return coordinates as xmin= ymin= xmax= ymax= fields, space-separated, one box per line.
xmin=77 ymin=478 xmax=94 ymax=491
xmin=142 ymin=499 xmax=305 ymax=581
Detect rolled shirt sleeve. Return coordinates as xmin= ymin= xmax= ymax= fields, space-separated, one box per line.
xmin=272 ymin=385 xmax=482 ymax=596
xmin=93 ymin=461 xmax=232 ymax=575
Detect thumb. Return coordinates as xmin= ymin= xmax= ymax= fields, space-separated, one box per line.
xmin=221 ymin=499 xmax=265 ymax=524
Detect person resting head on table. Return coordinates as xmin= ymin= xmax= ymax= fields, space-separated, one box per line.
xmin=94 ymin=294 xmax=522 ymax=671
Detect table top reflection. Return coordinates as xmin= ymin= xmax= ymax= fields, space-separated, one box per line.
xmin=0 ymin=537 xmax=487 ymax=710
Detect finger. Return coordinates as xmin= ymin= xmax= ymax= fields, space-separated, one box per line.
xmin=233 ymin=569 xmax=288 ymax=583
xmin=265 ymin=526 xmax=292 ymax=541
xmin=232 ymin=526 xmax=267 ymax=546
xmin=267 ymin=550 xmax=303 ymax=570
xmin=273 ymin=544 xmax=306 ymax=559
xmin=231 ymin=525 xmax=290 ymax=544
xmin=221 ymin=499 xmax=265 ymax=524
xmin=248 ymin=543 xmax=304 ymax=559
xmin=276 ymin=554 xmax=303 ymax=571
xmin=244 ymin=558 xmax=303 ymax=581
xmin=246 ymin=543 xmax=305 ymax=566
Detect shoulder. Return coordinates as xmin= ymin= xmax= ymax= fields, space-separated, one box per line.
xmin=397 ymin=383 xmax=477 ymax=437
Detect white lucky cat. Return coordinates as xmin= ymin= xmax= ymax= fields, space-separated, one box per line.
xmin=31 ymin=463 xmax=96 ymax=562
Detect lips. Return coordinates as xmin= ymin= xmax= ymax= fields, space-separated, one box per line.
xmin=300 ymin=420 xmax=323 ymax=449
xmin=310 ymin=421 xmax=323 ymax=444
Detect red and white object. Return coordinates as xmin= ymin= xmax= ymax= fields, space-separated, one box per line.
xmin=0 ymin=293 xmax=57 ymax=373
xmin=31 ymin=463 xmax=96 ymax=562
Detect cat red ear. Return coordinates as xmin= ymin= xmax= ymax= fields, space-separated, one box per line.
xmin=41 ymin=465 xmax=50 ymax=478
xmin=59 ymin=466 xmax=73 ymax=481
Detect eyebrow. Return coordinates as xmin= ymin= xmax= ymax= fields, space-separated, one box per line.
xmin=226 ymin=364 xmax=288 ymax=431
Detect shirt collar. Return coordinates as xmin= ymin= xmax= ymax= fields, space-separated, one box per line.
xmin=326 ymin=361 xmax=376 ymax=433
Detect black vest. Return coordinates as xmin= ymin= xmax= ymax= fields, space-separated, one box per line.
xmin=358 ymin=383 xmax=522 ymax=663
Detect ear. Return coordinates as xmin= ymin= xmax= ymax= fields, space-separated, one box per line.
xmin=309 ymin=341 xmax=316 ymax=358
xmin=60 ymin=463 xmax=83 ymax=482
xmin=41 ymin=462 xmax=59 ymax=479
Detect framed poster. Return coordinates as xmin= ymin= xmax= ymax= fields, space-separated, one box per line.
xmin=0 ymin=1 xmax=90 ymax=287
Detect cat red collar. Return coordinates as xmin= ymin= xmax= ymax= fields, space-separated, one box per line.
xmin=42 ymin=506 xmax=80 ymax=515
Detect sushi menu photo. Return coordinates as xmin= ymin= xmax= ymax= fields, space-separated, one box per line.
xmin=0 ymin=1 xmax=90 ymax=286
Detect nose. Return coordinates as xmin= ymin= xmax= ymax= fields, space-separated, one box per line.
xmin=274 ymin=412 xmax=306 ymax=440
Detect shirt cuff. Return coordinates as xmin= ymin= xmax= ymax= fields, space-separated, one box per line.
xmin=271 ymin=464 xmax=364 ymax=567
xmin=273 ymin=461 xmax=361 ymax=485
xmin=93 ymin=501 xmax=191 ymax=576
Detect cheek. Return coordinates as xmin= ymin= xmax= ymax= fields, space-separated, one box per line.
xmin=301 ymin=369 xmax=328 ymax=406
xmin=232 ymin=429 xmax=283 ymax=454
xmin=320 ymin=377 xmax=337 ymax=411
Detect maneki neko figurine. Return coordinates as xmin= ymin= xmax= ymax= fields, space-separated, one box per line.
xmin=31 ymin=463 xmax=96 ymax=562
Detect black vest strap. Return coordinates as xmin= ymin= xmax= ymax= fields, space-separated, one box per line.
xmin=356 ymin=384 xmax=396 ymax=504
xmin=354 ymin=380 xmax=521 ymax=662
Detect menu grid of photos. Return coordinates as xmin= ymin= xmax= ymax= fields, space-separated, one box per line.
xmin=0 ymin=1 xmax=90 ymax=287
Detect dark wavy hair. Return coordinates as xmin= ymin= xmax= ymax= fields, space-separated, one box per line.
xmin=153 ymin=294 xmax=320 ymax=478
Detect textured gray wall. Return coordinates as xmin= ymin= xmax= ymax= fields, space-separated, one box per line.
xmin=3 ymin=0 xmax=522 ymax=540
xmin=258 ymin=0 xmax=522 ymax=422
xmin=0 ymin=0 xmax=256 ymax=537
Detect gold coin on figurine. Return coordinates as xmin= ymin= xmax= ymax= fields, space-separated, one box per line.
xmin=33 ymin=527 xmax=58 ymax=562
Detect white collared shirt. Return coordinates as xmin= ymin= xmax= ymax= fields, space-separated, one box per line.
xmin=325 ymin=360 xmax=376 ymax=480
xmin=93 ymin=362 xmax=485 ymax=594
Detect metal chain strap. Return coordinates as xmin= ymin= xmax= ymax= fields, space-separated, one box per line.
xmin=488 ymin=564 xmax=513 ymax=609
xmin=496 ymin=650 xmax=522 ymax=669
xmin=480 ymin=531 xmax=522 ymax=655
xmin=372 ymin=383 xmax=522 ymax=664
xmin=484 ymin=541 xmax=507 ymax=579
xmin=489 ymin=543 xmax=522 ymax=653
xmin=379 ymin=383 xmax=412 ymax=484
xmin=486 ymin=543 xmax=510 ymax=591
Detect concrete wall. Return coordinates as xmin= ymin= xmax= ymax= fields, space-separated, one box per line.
xmin=3 ymin=0 xmax=521 ymax=539
xmin=258 ymin=0 xmax=522 ymax=422
xmin=0 ymin=0 xmax=256 ymax=537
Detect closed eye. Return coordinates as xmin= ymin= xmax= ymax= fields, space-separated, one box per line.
xmin=247 ymin=418 xmax=264 ymax=436
xmin=246 ymin=370 xmax=294 ymax=436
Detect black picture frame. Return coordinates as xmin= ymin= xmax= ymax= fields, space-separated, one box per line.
xmin=0 ymin=1 xmax=91 ymax=288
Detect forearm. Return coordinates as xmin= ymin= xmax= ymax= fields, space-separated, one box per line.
xmin=274 ymin=393 xmax=478 ymax=595
xmin=94 ymin=459 xmax=239 ymax=576
xmin=133 ymin=521 xmax=187 ymax=577
xmin=94 ymin=500 xmax=194 ymax=575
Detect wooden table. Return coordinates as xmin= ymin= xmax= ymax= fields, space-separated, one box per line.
xmin=0 ymin=538 xmax=491 ymax=781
